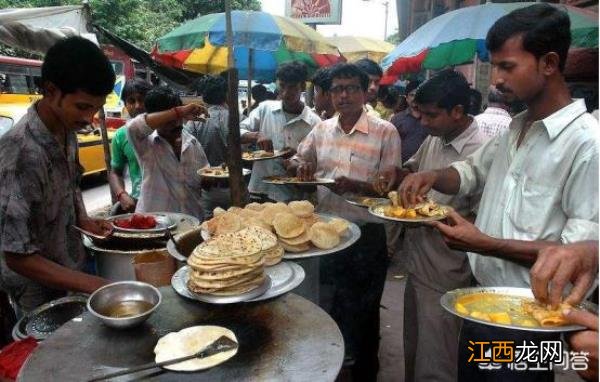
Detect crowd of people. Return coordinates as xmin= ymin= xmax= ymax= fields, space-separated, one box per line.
xmin=0 ymin=3 xmax=597 ymax=382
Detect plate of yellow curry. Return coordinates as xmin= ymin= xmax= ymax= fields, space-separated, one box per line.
xmin=441 ymin=287 xmax=599 ymax=332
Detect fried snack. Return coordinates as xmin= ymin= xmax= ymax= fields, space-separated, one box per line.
xmin=245 ymin=202 xmax=265 ymax=212
xmin=278 ymin=230 xmax=310 ymax=246
xmin=214 ymin=212 xmax=243 ymax=236
xmin=263 ymin=245 xmax=284 ymax=266
xmin=328 ymin=218 xmax=349 ymax=235
xmin=279 ymin=240 xmax=311 ymax=253
xmin=213 ymin=207 xmax=226 ymax=216
xmin=308 ymin=222 xmax=340 ymax=250
xmin=272 ymin=213 xmax=305 ymax=239
xmin=289 ymin=200 xmax=315 ymax=218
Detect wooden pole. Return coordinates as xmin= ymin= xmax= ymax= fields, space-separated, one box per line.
xmin=247 ymin=48 xmax=253 ymax=115
xmin=225 ymin=0 xmax=246 ymax=206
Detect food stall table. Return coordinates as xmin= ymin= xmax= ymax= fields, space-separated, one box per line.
xmin=17 ymin=289 xmax=344 ymax=382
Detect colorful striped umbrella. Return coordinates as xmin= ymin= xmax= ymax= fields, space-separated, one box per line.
xmin=381 ymin=2 xmax=598 ymax=78
xmin=326 ymin=36 xmax=395 ymax=64
xmin=152 ymin=10 xmax=342 ymax=82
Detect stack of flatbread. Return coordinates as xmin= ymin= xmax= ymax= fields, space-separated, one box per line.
xmin=200 ymin=200 xmax=350 ymax=254
xmin=187 ymin=226 xmax=279 ymax=295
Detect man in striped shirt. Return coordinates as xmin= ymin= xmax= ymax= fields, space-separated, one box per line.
xmin=289 ymin=63 xmax=401 ymax=381
xmin=475 ymin=86 xmax=512 ymax=138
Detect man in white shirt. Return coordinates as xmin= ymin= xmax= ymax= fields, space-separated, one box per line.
xmin=240 ymin=61 xmax=321 ymax=202
xmin=475 ymin=86 xmax=512 ymax=138
xmin=397 ymin=4 xmax=598 ymax=381
xmin=127 ymin=87 xmax=209 ymax=220
xmin=379 ymin=70 xmax=489 ymax=382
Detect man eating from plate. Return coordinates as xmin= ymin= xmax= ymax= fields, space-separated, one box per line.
xmin=240 ymin=61 xmax=321 ymax=203
xmin=395 ymin=5 xmax=598 ymax=380
xmin=0 ymin=37 xmax=115 ymax=315
xmin=287 ymin=62 xmax=401 ymax=381
xmin=376 ymin=69 xmax=489 ymax=382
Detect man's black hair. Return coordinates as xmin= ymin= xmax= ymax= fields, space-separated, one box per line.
xmin=265 ymin=91 xmax=277 ymax=100
xmin=42 ymin=36 xmax=115 ymax=96
xmin=251 ymin=84 xmax=268 ymax=101
xmin=486 ymin=3 xmax=571 ymax=72
xmin=354 ymin=58 xmax=383 ymax=78
xmin=329 ymin=63 xmax=369 ymax=92
xmin=414 ymin=69 xmax=470 ymax=114
xmin=144 ymin=86 xmax=182 ymax=113
xmin=201 ymin=75 xmax=227 ymax=105
xmin=378 ymin=85 xmax=401 ymax=106
xmin=121 ymin=78 xmax=152 ymax=102
xmin=468 ymin=88 xmax=483 ymax=115
xmin=405 ymin=79 xmax=421 ymax=95
xmin=276 ymin=61 xmax=308 ymax=83
xmin=311 ymin=67 xmax=332 ymax=92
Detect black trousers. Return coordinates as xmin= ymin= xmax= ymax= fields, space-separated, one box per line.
xmin=458 ymin=320 xmax=558 ymax=382
xmin=319 ymin=223 xmax=389 ymax=382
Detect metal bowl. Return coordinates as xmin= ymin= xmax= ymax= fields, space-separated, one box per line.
xmin=87 ymin=281 xmax=161 ymax=329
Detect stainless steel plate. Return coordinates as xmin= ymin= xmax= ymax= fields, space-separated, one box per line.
xmin=282 ymin=213 xmax=361 ymax=260
xmin=200 ymin=213 xmax=361 ymax=259
xmin=171 ymin=266 xmax=271 ymax=304
xmin=108 ymin=213 xmax=176 ymax=234
xmin=368 ymin=203 xmax=450 ymax=223
xmin=247 ymin=262 xmax=305 ymax=302
xmin=440 ymin=286 xmax=599 ymax=333
xmin=262 ymin=176 xmax=335 ymax=185
xmin=345 ymin=196 xmax=389 ymax=209
xmin=242 ymin=149 xmax=289 ymax=161
xmin=198 ymin=167 xmax=252 ymax=178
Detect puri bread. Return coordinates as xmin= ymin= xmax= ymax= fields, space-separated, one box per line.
xmin=272 ymin=213 xmax=305 ymax=239
xmin=308 ymin=222 xmax=340 ymax=249
xmin=289 ymin=200 xmax=315 ymax=218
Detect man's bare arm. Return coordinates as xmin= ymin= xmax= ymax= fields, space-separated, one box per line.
xmin=5 ymin=253 xmax=108 ymax=294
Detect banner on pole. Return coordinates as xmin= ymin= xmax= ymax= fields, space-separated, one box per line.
xmin=285 ymin=0 xmax=342 ymax=25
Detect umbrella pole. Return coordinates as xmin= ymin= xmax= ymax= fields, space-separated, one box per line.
xmin=248 ymin=48 xmax=253 ymax=115
xmin=225 ymin=0 xmax=247 ymax=207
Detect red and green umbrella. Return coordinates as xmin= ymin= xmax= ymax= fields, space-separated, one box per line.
xmin=381 ymin=2 xmax=598 ymax=78
xmin=152 ymin=10 xmax=342 ymax=82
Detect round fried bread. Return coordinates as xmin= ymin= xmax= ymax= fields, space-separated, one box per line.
xmin=289 ymin=200 xmax=314 ymax=218
xmin=279 ymin=240 xmax=310 ymax=253
xmin=188 ymin=268 xmax=263 ymax=289
xmin=308 ymin=222 xmax=340 ymax=250
xmin=273 ymin=213 xmax=305 ymax=239
xmin=245 ymin=202 xmax=265 ymax=211
xmin=242 ymin=226 xmax=277 ymax=251
xmin=328 ymin=218 xmax=350 ymax=235
xmin=278 ymin=230 xmax=310 ymax=246
xmin=214 ymin=212 xmax=243 ymax=236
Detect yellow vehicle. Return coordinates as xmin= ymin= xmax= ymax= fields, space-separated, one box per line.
xmin=0 ymin=55 xmax=116 ymax=176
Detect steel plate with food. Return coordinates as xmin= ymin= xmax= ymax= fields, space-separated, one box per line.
xmin=197 ymin=166 xmax=251 ymax=178
xmin=109 ymin=213 xmax=176 ymax=234
xmin=242 ymin=149 xmax=288 ymax=161
xmin=369 ymin=191 xmax=451 ymax=223
xmin=199 ymin=201 xmax=360 ymax=259
xmin=262 ymin=175 xmax=335 ymax=185
xmin=440 ymin=287 xmax=599 ymax=332
xmin=345 ymin=195 xmax=389 ymax=209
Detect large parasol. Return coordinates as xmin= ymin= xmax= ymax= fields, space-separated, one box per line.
xmin=381 ymin=2 xmax=598 ymax=78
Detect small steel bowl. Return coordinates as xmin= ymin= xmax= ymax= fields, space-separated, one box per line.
xmin=87 ymin=281 xmax=161 ymax=329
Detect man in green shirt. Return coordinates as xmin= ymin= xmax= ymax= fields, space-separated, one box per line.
xmin=108 ymin=79 xmax=152 ymax=212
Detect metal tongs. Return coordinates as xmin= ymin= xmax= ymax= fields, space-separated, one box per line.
xmin=88 ymin=335 xmax=238 ymax=381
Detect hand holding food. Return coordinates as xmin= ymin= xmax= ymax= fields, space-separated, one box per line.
xmin=256 ymin=134 xmax=274 ymax=152
xmin=564 ymin=308 xmax=599 ymax=381
xmin=398 ymin=170 xmax=438 ymax=207
xmin=296 ymin=162 xmax=315 ymax=182
xmin=530 ymin=242 xmax=598 ymax=308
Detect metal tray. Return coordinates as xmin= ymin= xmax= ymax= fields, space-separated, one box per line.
xmin=247 ymin=262 xmax=305 ymax=302
xmin=171 ymin=266 xmax=271 ymax=304
xmin=368 ymin=202 xmax=450 ymax=223
xmin=282 ymin=213 xmax=361 ymax=260
xmin=262 ymin=176 xmax=335 ymax=185
xmin=440 ymin=287 xmax=600 ymax=333
xmin=108 ymin=213 xmax=176 ymax=234
xmin=198 ymin=167 xmax=251 ymax=178
xmin=166 ymin=227 xmax=203 ymax=262
xmin=199 ymin=214 xmax=361 ymax=260
xmin=345 ymin=196 xmax=389 ymax=209
xmin=242 ymin=149 xmax=289 ymax=161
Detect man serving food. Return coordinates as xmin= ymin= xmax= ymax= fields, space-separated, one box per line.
xmin=0 ymin=37 xmax=115 ymax=314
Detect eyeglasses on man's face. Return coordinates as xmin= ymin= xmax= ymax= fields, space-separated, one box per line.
xmin=329 ymin=84 xmax=362 ymax=95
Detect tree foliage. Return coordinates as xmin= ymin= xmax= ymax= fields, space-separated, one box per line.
xmin=0 ymin=0 xmax=262 ymax=55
